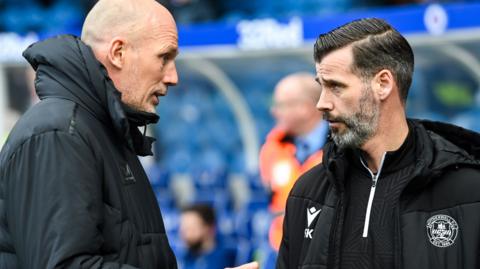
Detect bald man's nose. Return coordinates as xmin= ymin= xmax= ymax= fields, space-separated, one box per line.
xmin=164 ymin=61 xmax=178 ymax=86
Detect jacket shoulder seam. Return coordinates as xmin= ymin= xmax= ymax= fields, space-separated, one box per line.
xmin=288 ymin=194 xmax=332 ymax=207
xmin=3 ymin=130 xmax=81 ymax=168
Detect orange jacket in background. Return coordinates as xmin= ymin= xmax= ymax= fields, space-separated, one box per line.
xmin=260 ymin=127 xmax=324 ymax=212
xmin=259 ymin=127 xmax=324 ymax=250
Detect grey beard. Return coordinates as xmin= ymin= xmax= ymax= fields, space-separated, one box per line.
xmin=329 ymin=87 xmax=379 ymax=149
xmin=331 ymin=113 xmax=377 ymax=149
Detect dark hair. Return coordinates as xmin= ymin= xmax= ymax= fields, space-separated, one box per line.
xmin=182 ymin=204 xmax=216 ymax=227
xmin=314 ymin=18 xmax=414 ymax=103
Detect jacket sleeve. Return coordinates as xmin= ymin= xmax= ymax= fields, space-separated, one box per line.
xmin=3 ymin=131 xmax=138 ymax=269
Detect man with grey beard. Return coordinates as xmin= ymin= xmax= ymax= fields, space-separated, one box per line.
xmin=325 ymin=80 xmax=379 ymax=149
xmin=276 ymin=18 xmax=480 ymax=269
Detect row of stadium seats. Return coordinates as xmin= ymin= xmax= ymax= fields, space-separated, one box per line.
xmin=0 ymin=0 xmax=385 ymax=33
xmin=0 ymin=0 xmax=85 ymax=34
xmin=146 ymin=167 xmax=277 ymax=268
xmin=146 ymin=165 xmax=269 ymax=211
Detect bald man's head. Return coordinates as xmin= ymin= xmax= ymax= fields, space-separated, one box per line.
xmin=81 ymin=0 xmax=175 ymax=47
xmin=272 ymin=72 xmax=323 ymax=136
xmin=81 ymin=0 xmax=179 ymax=114
xmin=275 ymin=73 xmax=321 ymax=104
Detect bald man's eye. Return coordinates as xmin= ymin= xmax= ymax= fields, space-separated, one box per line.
xmin=157 ymin=54 xmax=169 ymax=64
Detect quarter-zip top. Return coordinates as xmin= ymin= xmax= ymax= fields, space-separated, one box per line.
xmin=360 ymin=153 xmax=387 ymax=238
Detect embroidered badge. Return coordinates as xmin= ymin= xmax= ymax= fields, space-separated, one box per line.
xmin=426 ymin=214 xmax=458 ymax=248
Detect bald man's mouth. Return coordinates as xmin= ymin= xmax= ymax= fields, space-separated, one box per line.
xmin=152 ymin=91 xmax=166 ymax=106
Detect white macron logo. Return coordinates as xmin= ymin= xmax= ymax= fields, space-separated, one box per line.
xmin=304 ymin=207 xmax=321 ymax=239
xmin=307 ymin=206 xmax=321 ymax=227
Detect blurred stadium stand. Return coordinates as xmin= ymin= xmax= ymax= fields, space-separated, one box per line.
xmin=1 ymin=1 xmax=480 ymax=268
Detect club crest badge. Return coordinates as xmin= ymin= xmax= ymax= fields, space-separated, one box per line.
xmin=426 ymin=214 xmax=458 ymax=248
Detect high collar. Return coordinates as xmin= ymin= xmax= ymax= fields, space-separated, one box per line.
xmin=349 ymin=121 xmax=416 ymax=175
xmin=322 ymin=118 xmax=480 ymax=192
xmin=23 ymin=35 xmax=158 ymax=156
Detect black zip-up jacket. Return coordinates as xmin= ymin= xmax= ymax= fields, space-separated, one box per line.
xmin=0 ymin=35 xmax=177 ymax=269
xmin=276 ymin=119 xmax=480 ymax=269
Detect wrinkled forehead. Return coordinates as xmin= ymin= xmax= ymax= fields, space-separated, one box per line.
xmin=133 ymin=17 xmax=178 ymax=53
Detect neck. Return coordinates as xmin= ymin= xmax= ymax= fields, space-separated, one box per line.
xmin=360 ymin=112 xmax=409 ymax=173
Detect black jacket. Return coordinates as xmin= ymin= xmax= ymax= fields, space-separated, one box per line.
xmin=0 ymin=35 xmax=177 ymax=269
xmin=276 ymin=120 xmax=480 ymax=269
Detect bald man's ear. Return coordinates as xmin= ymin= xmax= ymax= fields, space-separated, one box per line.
xmin=372 ymin=69 xmax=394 ymax=101
xmin=107 ymin=38 xmax=128 ymax=70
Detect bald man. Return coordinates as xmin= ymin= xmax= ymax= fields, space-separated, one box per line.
xmin=0 ymin=0 xmax=180 ymax=268
xmin=259 ymin=73 xmax=328 ymax=250
xmin=260 ymin=73 xmax=328 ymax=212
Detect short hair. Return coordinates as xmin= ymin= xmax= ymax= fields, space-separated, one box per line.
xmin=313 ymin=18 xmax=414 ymax=103
xmin=182 ymin=204 xmax=216 ymax=227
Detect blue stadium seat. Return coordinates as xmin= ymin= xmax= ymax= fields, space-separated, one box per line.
xmin=217 ymin=210 xmax=237 ymax=237
xmin=166 ymin=146 xmax=193 ymax=173
xmin=252 ymin=242 xmax=278 ymax=269
xmin=196 ymin=147 xmax=228 ymax=173
xmin=192 ymin=168 xmax=228 ymax=189
xmin=247 ymin=173 xmax=266 ymax=191
xmin=43 ymin=1 xmax=83 ymax=36
xmin=246 ymin=191 xmax=270 ymax=212
xmin=2 ymin=5 xmax=43 ymax=33
xmin=194 ymin=189 xmax=232 ymax=213
xmin=234 ymin=238 xmax=254 ymax=266
xmin=234 ymin=204 xmax=270 ymax=240
xmin=162 ymin=209 xmax=181 ymax=237
xmin=250 ymin=209 xmax=273 ymax=242
xmin=155 ymin=188 xmax=175 ymax=210
xmin=146 ymin=164 xmax=170 ymax=189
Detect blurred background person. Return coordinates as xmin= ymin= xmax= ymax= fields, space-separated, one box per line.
xmin=179 ymin=204 xmax=236 ymax=269
xmin=259 ymin=72 xmax=328 ymax=250
xmin=260 ymin=72 xmax=328 ymax=213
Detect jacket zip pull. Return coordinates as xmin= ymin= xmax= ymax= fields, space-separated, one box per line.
xmin=360 ymin=153 xmax=386 ymax=238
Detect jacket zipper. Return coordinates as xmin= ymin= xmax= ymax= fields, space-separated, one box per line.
xmin=360 ymin=153 xmax=386 ymax=238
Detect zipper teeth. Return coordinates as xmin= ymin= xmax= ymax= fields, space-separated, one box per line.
xmin=362 ymin=182 xmax=377 ymax=237
xmin=361 ymin=153 xmax=387 ymax=238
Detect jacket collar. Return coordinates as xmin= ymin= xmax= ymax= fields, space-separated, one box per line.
xmin=322 ymin=118 xmax=480 ymax=192
xmin=23 ymin=35 xmax=158 ymax=156
xmin=404 ymin=119 xmax=480 ymax=193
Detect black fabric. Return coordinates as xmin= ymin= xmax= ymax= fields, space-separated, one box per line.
xmin=276 ymin=119 xmax=480 ymax=269
xmin=0 ymin=35 xmax=176 ymax=269
xmin=340 ymin=125 xmax=416 ymax=269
